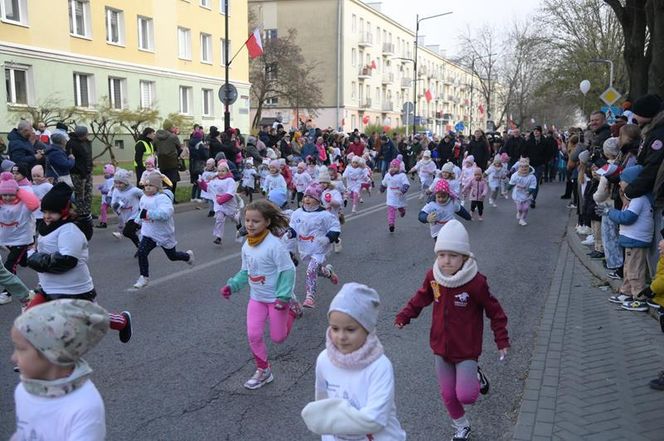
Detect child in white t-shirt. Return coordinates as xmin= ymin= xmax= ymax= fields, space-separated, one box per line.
xmin=30 ymin=165 xmax=53 ymax=229
xmin=241 ymin=158 xmax=258 ymax=203
xmin=11 ymin=299 xmax=109 ymax=441
xmin=301 ymin=283 xmax=406 ymax=441
xmin=199 ymin=160 xmax=240 ymax=246
xmin=200 ymin=158 xmax=218 ymax=217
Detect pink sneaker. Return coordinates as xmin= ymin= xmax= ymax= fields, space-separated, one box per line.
xmin=325 ymin=264 xmax=339 ymax=285
xmin=303 ymin=297 xmax=315 ymax=308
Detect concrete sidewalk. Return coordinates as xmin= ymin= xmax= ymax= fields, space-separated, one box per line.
xmin=512 ymin=234 xmax=664 ymax=440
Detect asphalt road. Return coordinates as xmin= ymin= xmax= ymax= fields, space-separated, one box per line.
xmin=0 ymin=179 xmax=569 ymax=440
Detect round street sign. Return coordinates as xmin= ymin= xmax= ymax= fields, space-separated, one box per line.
xmin=218 ymin=83 xmax=238 ymax=105
xmin=402 ymin=101 xmax=414 ymax=114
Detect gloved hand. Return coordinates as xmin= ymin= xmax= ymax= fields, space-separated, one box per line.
xmin=427 ymin=212 xmax=437 ymax=224
xmin=274 ymin=299 xmax=288 ymax=310
xmin=220 ymin=285 xmax=232 ymax=300
xmin=594 ymin=205 xmax=610 ymax=217
xmin=112 ymin=203 xmax=121 ymax=212
xmin=316 ymin=236 xmax=330 ymax=247
xmin=139 ymin=209 xmax=148 ymax=219
xmin=380 ymin=185 xmax=387 ymax=193
xmin=400 ymin=184 xmax=410 ymax=194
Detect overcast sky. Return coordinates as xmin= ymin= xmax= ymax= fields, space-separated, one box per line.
xmin=376 ymin=0 xmax=541 ymax=56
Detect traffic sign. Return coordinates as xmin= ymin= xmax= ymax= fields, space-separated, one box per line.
xmin=218 ymin=83 xmax=238 ymax=105
xmin=454 ymin=121 xmax=465 ymax=132
xmin=402 ymin=101 xmax=414 ymax=114
xmin=600 ymin=87 xmax=621 ymax=106
xmin=601 ymin=106 xmax=622 ymax=124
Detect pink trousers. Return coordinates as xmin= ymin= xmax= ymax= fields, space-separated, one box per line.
xmin=246 ymin=299 xmax=295 ymax=369
xmin=435 ymin=356 xmax=480 ymax=419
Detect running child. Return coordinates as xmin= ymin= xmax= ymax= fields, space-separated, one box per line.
xmin=289 ymin=183 xmax=340 ymax=308
xmin=262 ymin=160 xmax=288 ymax=201
xmin=221 ymin=200 xmax=300 ymax=390
xmin=381 ymin=159 xmax=409 ymax=233
xmin=139 ymin=157 xmax=159 ymax=187
xmin=395 ymin=220 xmax=509 ymax=441
xmin=508 ymin=158 xmax=537 ymax=226
xmin=319 ymin=169 xmax=344 ymax=253
xmin=241 ymin=158 xmax=258 ymax=203
xmin=465 ymin=168 xmax=488 ymax=221
xmin=110 ymin=168 xmax=143 ymax=250
xmin=132 ymin=172 xmax=194 ymax=289
xmin=96 ymin=164 xmax=114 ymax=228
xmin=360 ymin=157 xmax=374 ymax=200
xmin=328 ymin=164 xmax=347 ymax=208
xmin=409 ymin=149 xmax=437 ymax=199
xmin=197 ymin=160 xmax=239 ymax=246
xmin=459 ymin=155 xmax=476 ymax=205
xmin=301 ymin=283 xmax=407 ymax=440
xmin=419 ymin=180 xmax=468 ymax=239
xmin=200 ymin=158 xmax=217 ymax=217
xmin=293 ymin=162 xmax=313 ymax=207
xmin=484 ymin=155 xmax=507 ymax=207
xmin=343 ymin=155 xmax=366 ymax=214
xmin=31 ymin=165 xmax=53 ymax=231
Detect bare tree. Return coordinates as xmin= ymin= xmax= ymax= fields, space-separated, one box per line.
xmin=7 ymin=97 xmax=79 ymax=129
xmin=116 ymin=107 xmax=160 ymax=142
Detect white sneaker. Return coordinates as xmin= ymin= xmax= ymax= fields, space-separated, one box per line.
xmin=460 ymin=200 xmax=465 ymax=207
xmin=519 ymin=219 xmax=528 ymax=226
xmin=334 ymin=241 xmax=342 ymax=253
xmin=579 ymin=226 xmax=592 ymax=235
xmin=244 ymin=368 xmax=274 ymax=390
xmin=488 ymin=198 xmax=494 ymax=205
xmin=186 ymin=250 xmax=195 ymax=266
xmin=133 ymin=276 xmax=149 ymax=289
xmin=0 ymin=291 xmax=11 ymax=304
xmin=112 ymin=232 xmax=123 ymax=239
xmin=581 ymin=235 xmax=594 ymax=246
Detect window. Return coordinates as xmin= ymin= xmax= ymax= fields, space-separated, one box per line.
xmin=351 ymin=115 xmax=357 ymax=129
xmin=108 ymin=77 xmax=126 ymax=109
xmin=266 ymin=63 xmax=277 ymax=81
xmin=220 ymin=38 xmax=231 ymax=66
xmin=73 ymin=73 xmax=93 ymax=107
xmin=137 ymin=16 xmax=154 ymax=51
xmin=351 ymin=82 xmax=356 ymax=100
xmin=179 ymin=86 xmax=192 ymax=114
xmin=219 ymin=0 xmax=230 ymax=14
xmin=69 ymin=0 xmax=91 ymax=37
xmin=264 ymin=29 xmax=277 ymax=41
xmin=5 ymin=65 xmax=30 ymax=105
xmin=202 ymin=88 xmax=214 ymax=116
xmin=200 ymin=0 xmax=210 ymax=7
xmin=178 ymin=27 xmax=192 ymax=59
xmin=351 ymin=48 xmax=356 ymax=67
xmin=1 ymin=0 xmax=27 ymax=25
xmin=351 ymin=14 xmax=356 ymax=33
xmin=105 ymin=8 xmax=124 ymax=45
xmin=200 ymin=33 xmax=212 ymax=63
xmin=265 ymin=96 xmax=278 ymax=106
xmin=139 ymin=80 xmax=155 ymax=109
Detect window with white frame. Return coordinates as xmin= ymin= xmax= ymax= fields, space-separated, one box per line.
xmin=351 ymin=115 xmax=357 ymax=129
xmin=202 ymin=88 xmax=214 ymax=116
xmin=179 ymin=86 xmax=192 ymax=114
xmin=4 ymin=65 xmax=30 ymax=105
xmin=351 ymin=14 xmax=356 ymax=33
xmin=266 ymin=63 xmax=277 ymax=81
xmin=200 ymin=33 xmax=212 ymax=63
xmin=105 ymin=7 xmax=124 ymax=45
xmin=351 ymin=48 xmax=356 ymax=67
xmin=178 ymin=27 xmax=192 ymax=59
xmin=264 ymin=29 xmax=277 ymax=41
xmin=200 ymin=0 xmax=210 ymax=8
xmin=220 ymin=38 xmax=231 ymax=66
xmin=351 ymin=82 xmax=356 ymax=101
xmin=139 ymin=80 xmax=155 ymax=109
xmin=69 ymin=0 xmax=91 ymax=38
xmin=73 ymin=73 xmax=93 ymax=107
xmin=265 ymin=96 xmax=278 ymax=106
xmin=137 ymin=16 xmax=154 ymax=51
xmin=219 ymin=0 xmax=230 ymax=14
xmin=108 ymin=77 xmax=126 ymax=109
xmin=1 ymin=0 xmax=28 ymax=25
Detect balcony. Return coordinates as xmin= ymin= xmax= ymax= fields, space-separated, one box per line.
xmin=382 ymin=42 xmax=395 ymax=56
xmin=444 ymin=76 xmax=454 ymax=85
xmin=382 ymin=72 xmax=394 ymax=85
xmin=358 ymin=66 xmax=372 ymax=79
xmin=381 ymin=101 xmax=394 ymax=112
xmin=358 ymin=32 xmax=373 ymax=47
xmin=447 ymin=95 xmax=456 ymax=103
xmin=361 ymin=98 xmax=372 ymax=109
xmin=401 ymin=77 xmax=412 ymax=88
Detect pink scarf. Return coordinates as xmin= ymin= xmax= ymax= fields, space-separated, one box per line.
xmin=325 ymin=328 xmax=384 ymax=370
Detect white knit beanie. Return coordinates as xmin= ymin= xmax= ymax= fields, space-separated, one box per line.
xmin=328 ymin=283 xmax=381 ymax=332
xmin=434 ymin=219 xmax=471 ymax=255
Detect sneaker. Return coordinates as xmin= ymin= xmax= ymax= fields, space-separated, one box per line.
xmin=186 ymin=250 xmax=195 ymax=266
xmin=334 ymin=241 xmax=342 ymax=253
xmin=243 ymin=367 xmax=274 ymax=390
xmin=488 ymin=198 xmax=494 ymax=205
xmin=213 ymin=237 xmax=222 ymax=245
xmin=491 ymin=202 xmax=497 ymax=207
xmin=398 ymin=207 xmax=406 ymax=217
xmin=518 ymin=219 xmax=527 ymax=226
xmin=530 ymin=201 xmax=536 ymax=209
xmin=478 ymin=366 xmax=489 ymax=395
xmin=567 ymin=203 xmax=577 ymax=209
xmin=460 ymin=200 xmax=465 ymax=207
xmin=112 ymin=232 xmax=123 ymax=239
xmin=646 ymin=299 xmax=661 ymax=310
xmin=303 ymin=296 xmax=315 ymax=308
xmin=325 ymin=264 xmax=339 ymax=285
xmin=389 ymin=224 xmax=395 ymax=232
xmin=95 ymin=222 xmax=107 ymax=228
xmin=119 ymin=311 xmax=132 ymax=343
xmin=580 ymin=226 xmax=593 ymax=235
xmin=607 ymin=270 xmax=622 ymax=280
xmin=452 ymin=425 xmax=472 ymax=440
xmin=0 ymin=291 xmax=11 ymax=305
xmin=608 ymin=293 xmax=632 ymax=304
xmin=133 ymin=276 xmax=149 ymax=289
xmin=649 ymin=371 xmax=664 ymax=390
xmin=581 ymin=235 xmax=594 ymax=246
xmin=621 ymin=300 xmax=649 ymax=311
xmin=478 ymin=216 xmax=483 ymax=221
xmin=588 ymin=251 xmax=605 ymax=259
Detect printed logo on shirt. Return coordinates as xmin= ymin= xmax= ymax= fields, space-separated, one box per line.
xmin=454 ymin=292 xmax=470 ymax=307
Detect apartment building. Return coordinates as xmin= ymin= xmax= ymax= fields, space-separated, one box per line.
xmin=0 ymin=0 xmax=250 ymax=158
xmin=250 ymin=0 xmax=500 ymax=134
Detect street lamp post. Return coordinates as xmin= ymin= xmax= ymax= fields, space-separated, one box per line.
xmin=413 ymin=11 xmax=453 ymax=137
xmin=590 ymin=59 xmax=614 ymax=88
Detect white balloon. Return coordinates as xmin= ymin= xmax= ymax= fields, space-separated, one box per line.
xmin=580 ymin=80 xmax=591 ymax=95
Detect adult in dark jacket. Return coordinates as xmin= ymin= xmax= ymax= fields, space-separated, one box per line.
xmin=208 ymin=127 xmax=223 ymax=159
xmin=300 ymin=137 xmax=318 ymax=162
xmin=188 ymin=131 xmax=209 ymax=201
xmin=134 ymin=127 xmax=155 ymax=186
xmin=503 ymin=129 xmax=526 ymax=167
xmin=589 ymin=111 xmax=611 ymax=154
xmin=154 ymin=120 xmax=182 ymax=194
xmin=244 ymin=137 xmax=264 ymax=164
xmin=437 ymin=135 xmax=455 ymax=166
xmin=8 ymin=120 xmax=45 ymax=169
xmin=44 ymin=133 xmax=75 ymax=184
xmin=467 ymin=130 xmax=491 ymax=171
xmin=219 ymin=131 xmax=239 ymax=163
xmin=377 ymin=136 xmax=397 ymax=177
xmin=523 ymin=127 xmax=550 ymax=208
xmin=66 ymin=126 xmax=94 ymax=217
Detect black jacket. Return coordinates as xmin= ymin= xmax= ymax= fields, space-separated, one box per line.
xmin=625 ymin=114 xmax=664 ymax=200
xmin=591 ymin=124 xmax=611 ymax=153
xmin=467 ymin=139 xmax=490 ymax=169
xmin=524 ymin=135 xmax=548 ymax=167
xmin=66 ymin=135 xmax=93 ymax=176
xmin=504 ymin=136 xmax=526 ymax=163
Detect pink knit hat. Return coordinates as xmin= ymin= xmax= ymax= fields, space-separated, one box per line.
xmin=0 ymin=171 xmax=19 ymax=195
xmin=433 ymin=178 xmax=450 ymax=195
xmin=103 ymin=164 xmax=115 ymax=175
xmin=269 ymin=160 xmax=281 ymax=169
xmin=390 ymin=159 xmax=401 ymax=169
xmin=145 ymin=156 xmax=156 ymax=167
xmin=304 ymin=182 xmax=323 ymax=201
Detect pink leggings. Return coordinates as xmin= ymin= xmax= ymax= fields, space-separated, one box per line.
xmin=246 ymin=299 xmax=295 ymax=369
xmin=516 ymin=200 xmax=530 ymax=220
xmin=387 ymin=206 xmax=406 ymax=226
xmin=100 ymin=203 xmax=109 ymax=223
xmin=350 ymin=191 xmax=360 ymax=207
xmin=435 ymin=356 xmax=479 ymax=419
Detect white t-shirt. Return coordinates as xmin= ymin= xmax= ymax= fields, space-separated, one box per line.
xmin=381 ymin=173 xmax=409 ymax=208
xmin=0 ymin=200 xmax=35 ymax=246
xmin=315 ymin=351 xmax=406 ymax=441
xmin=293 ymin=171 xmax=313 ymax=192
xmin=137 ymin=192 xmax=176 ymax=249
xmin=322 ymin=188 xmax=343 ymax=216
xmin=200 ymin=170 xmax=217 ymax=200
xmin=241 ymin=232 xmax=295 ymax=302
xmin=343 ymin=166 xmax=366 ymax=193
xmin=485 ymin=165 xmax=507 ymax=190
xmin=110 ymin=186 xmax=143 ymax=225
xmin=509 ymin=173 xmax=537 ymax=202
xmin=290 ymin=208 xmax=341 ymax=261
xmin=37 ymin=222 xmax=93 ymax=295
xmin=413 ymin=159 xmax=437 ymax=185
xmin=241 ymin=168 xmax=258 ymax=189
xmin=620 ymin=195 xmax=654 ymax=244
xmin=13 ymin=380 xmax=105 ymax=441
xmin=207 ymin=176 xmax=238 ymax=215
xmin=32 ymin=182 xmax=53 ymax=220
xmin=262 ymin=173 xmax=287 ymax=193
xmin=421 ymin=199 xmax=461 ymax=237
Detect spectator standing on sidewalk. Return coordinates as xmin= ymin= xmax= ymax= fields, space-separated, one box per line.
xmin=134 ymin=128 xmax=155 ymax=187
xmin=154 ymin=120 xmax=182 ymax=197
xmin=66 ymin=126 xmax=93 ymax=220
xmin=8 ymin=120 xmax=45 ymax=170
xmin=523 ymin=126 xmax=550 ymax=209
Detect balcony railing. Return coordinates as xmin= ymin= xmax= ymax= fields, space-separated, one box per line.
xmin=381 ymin=101 xmax=394 ymax=112
xmin=382 ymin=42 xmax=395 ymax=56
xmin=358 ymin=32 xmax=373 ymax=47
xmin=401 ymin=77 xmax=412 ymax=88
xmin=361 ymin=98 xmax=372 ymax=109
xmin=358 ymin=66 xmax=372 ymax=79
xmin=382 ymin=72 xmax=394 ymax=84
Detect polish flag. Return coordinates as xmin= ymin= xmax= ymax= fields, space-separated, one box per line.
xmin=370 ymin=60 xmax=377 ymax=69
xmin=478 ymin=104 xmax=485 ymax=115
xmin=424 ymin=89 xmax=432 ymax=103
xmin=247 ymin=28 xmax=263 ymax=59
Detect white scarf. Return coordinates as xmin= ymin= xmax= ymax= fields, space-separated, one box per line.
xmin=432 ymin=253 xmax=478 ymax=288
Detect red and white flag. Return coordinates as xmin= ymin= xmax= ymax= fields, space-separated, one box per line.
xmin=246 ymin=28 xmax=263 ymax=59
xmin=370 ymin=60 xmax=377 ymax=69
xmin=478 ymin=104 xmax=485 ymax=115
xmin=424 ymin=89 xmax=432 ymax=103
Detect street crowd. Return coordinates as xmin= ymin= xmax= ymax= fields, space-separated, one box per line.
xmin=1 ymin=93 xmax=663 ymax=441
